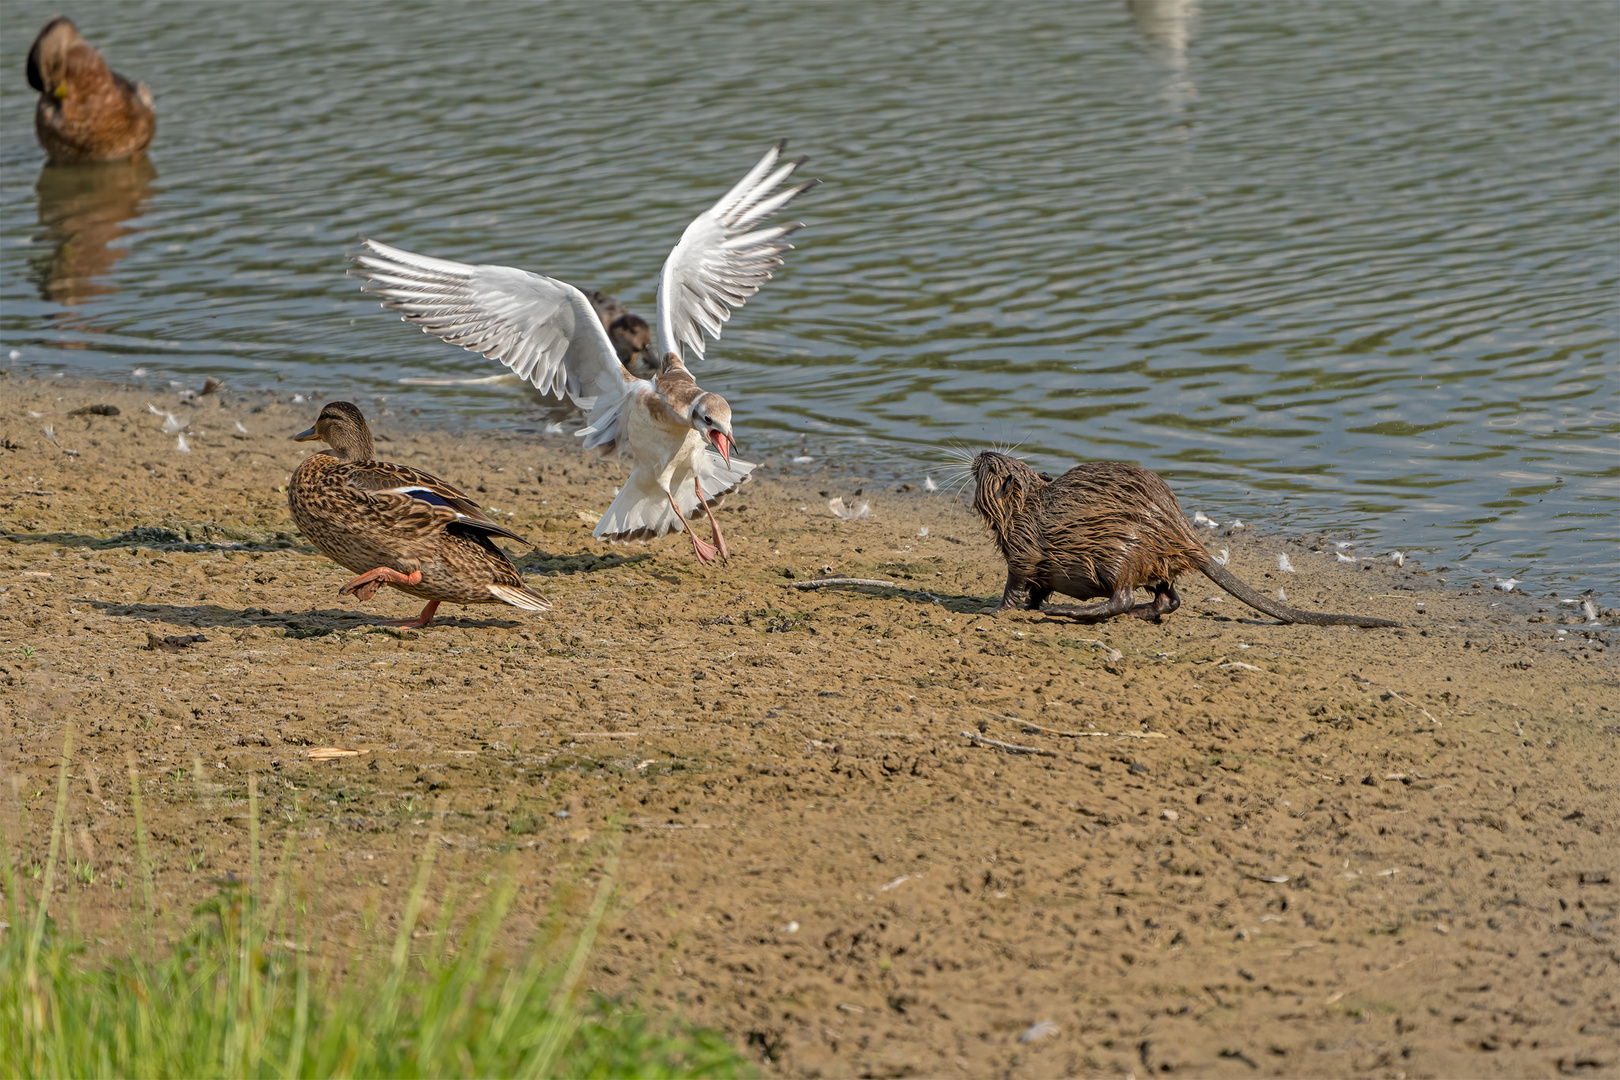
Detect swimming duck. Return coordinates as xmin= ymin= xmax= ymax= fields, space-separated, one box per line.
xmin=287 ymin=401 xmax=549 ymax=627
xmin=587 ymin=290 xmax=656 ymax=377
xmin=26 ymin=16 xmax=155 ymax=166
xmin=350 ymin=141 xmax=816 ymax=565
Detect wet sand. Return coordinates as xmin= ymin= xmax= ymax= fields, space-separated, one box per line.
xmin=2 ymin=376 xmax=1616 ymax=1078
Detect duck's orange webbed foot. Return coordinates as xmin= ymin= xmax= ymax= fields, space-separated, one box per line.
xmin=376 ymin=601 xmax=440 ymax=629
xmin=339 ymin=567 xmax=422 ymax=601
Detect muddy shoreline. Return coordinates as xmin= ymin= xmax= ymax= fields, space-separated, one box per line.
xmin=2 ymin=376 xmax=1616 ymax=1078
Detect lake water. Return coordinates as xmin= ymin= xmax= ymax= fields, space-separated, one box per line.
xmin=2 ymin=1 xmax=1616 ymax=600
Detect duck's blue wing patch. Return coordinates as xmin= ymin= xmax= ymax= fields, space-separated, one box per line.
xmin=391 ymin=486 xmax=455 ymax=509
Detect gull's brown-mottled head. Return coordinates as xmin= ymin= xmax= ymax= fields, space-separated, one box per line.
xmin=689 ymin=391 xmax=735 ymax=465
xmin=293 ymin=401 xmax=375 ymax=462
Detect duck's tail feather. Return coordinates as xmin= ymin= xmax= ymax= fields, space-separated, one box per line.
xmin=488 ymin=582 xmax=551 ymax=612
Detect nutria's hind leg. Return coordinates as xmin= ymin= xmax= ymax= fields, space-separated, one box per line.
xmin=1143 ymin=583 xmax=1180 ymax=618
xmin=1024 ymin=586 xmax=1051 ymax=611
xmin=1045 ymin=585 xmax=1140 ymax=622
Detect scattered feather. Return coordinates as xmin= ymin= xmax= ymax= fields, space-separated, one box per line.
xmin=575 ymin=509 xmax=602 ymax=526
xmin=1389 ymin=551 xmax=1405 ymax=567
xmin=308 ymin=747 xmax=367 ymax=761
xmin=201 ymin=377 xmax=224 ymax=395
xmin=828 ymin=497 xmax=870 ymax=521
xmin=792 ymin=455 xmax=814 ymax=464
xmin=1214 ymin=549 xmax=1229 ymax=566
xmin=1336 ymin=552 xmax=1356 ymax=563
xmin=292 ymin=393 xmax=306 ymax=404
xmin=41 ymin=425 xmax=57 ymax=446
xmin=1018 ymin=1022 xmax=1058 ymax=1044
xmin=543 ymin=420 xmax=567 ymax=436
xmin=1335 ymin=541 xmax=1355 ymax=550
xmin=131 ymin=366 xmax=146 ymax=376
xmin=918 ymin=526 xmax=929 ymax=537
xmin=1494 ymin=577 xmax=1520 ymax=592
xmin=923 ymin=476 xmax=938 ymax=492
xmin=1277 ymin=588 xmax=1287 ymax=602
xmin=8 ymin=349 xmax=20 ymax=360
xmin=1229 ymin=519 xmax=1245 ymax=530
xmin=1582 ymin=599 xmax=1599 ymax=622
xmin=176 ymin=433 xmax=191 ymax=453
xmin=1278 ymin=554 xmax=1295 ymax=573
xmin=167 ymin=381 xmax=187 ymax=391
xmin=235 ymin=420 xmax=249 ymax=434
xmin=1193 ymin=511 xmax=1218 ymax=528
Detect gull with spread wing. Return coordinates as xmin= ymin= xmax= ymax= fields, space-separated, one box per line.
xmin=348 ymin=141 xmax=816 ymax=564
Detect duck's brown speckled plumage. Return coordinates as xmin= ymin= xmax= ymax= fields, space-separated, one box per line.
xmin=27 ymin=16 xmax=156 ymax=166
xmin=287 ymin=402 xmax=548 ymax=625
xmin=971 ymin=451 xmax=1397 ymax=627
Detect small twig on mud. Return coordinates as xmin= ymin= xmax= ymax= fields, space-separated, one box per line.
xmin=1382 ymin=687 xmax=1440 ymax=726
xmin=1324 ymin=953 xmax=1428 ymax=1005
xmin=567 ymin=732 xmax=640 ymax=739
xmin=1082 ymin=639 xmax=1123 ymax=664
xmin=1221 ymin=661 xmax=1264 ymax=672
xmin=1014 ymin=719 xmax=1168 ymax=740
xmin=960 ymin=731 xmax=1056 ymax=757
xmin=628 ymin=820 xmax=712 ymax=830
xmin=788 ymin=578 xmax=901 ymax=590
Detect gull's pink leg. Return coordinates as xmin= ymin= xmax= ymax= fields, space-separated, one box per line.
xmin=666 ymin=492 xmax=718 ymax=565
xmin=693 ymin=477 xmax=728 ymax=562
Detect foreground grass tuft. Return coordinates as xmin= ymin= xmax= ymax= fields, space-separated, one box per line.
xmin=0 ymin=730 xmax=750 ymax=1079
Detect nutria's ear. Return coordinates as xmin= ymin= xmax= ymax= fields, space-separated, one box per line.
xmin=1038 ymin=472 xmax=1054 ymax=483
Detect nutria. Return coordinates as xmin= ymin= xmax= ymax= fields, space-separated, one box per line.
xmin=970 ymin=451 xmax=1398 ymax=628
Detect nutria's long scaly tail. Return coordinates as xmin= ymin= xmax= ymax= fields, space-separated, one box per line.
xmin=1200 ymin=560 xmax=1399 ymax=628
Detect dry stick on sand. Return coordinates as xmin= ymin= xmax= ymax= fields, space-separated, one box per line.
xmin=788 ymin=578 xmax=901 ymax=590
xmin=1013 ymin=718 xmax=1168 ymax=740
xmin=960 ymin=731 xmax=1056 ymax=757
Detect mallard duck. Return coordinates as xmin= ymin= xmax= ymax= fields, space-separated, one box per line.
xmin=350 ymin=141 xmax=816 ymax=565
xmin=586 ymin=290 xmax=655 ymax=377
xmin=27 ymin=16 xmax=156 ymax=166
xmin=287 ymin=401 xmax=549 ymax=628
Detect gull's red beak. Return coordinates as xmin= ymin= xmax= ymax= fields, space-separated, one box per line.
xmin=709 ymin=430 xmax=732 ymax=466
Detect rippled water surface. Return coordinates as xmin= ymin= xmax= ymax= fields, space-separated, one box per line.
xmin=2 ymin=1 xmax=1616 ymax=596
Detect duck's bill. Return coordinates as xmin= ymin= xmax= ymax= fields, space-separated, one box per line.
xmin=292 ymin=426 xmax=318 ymax=442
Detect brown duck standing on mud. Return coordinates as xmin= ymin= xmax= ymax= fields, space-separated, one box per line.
xmin=288 ymin=401 xmax=549 ymax=628
xmin=970 ymin=450 xmax=1397 ymax=627
xmin=26 ymin=16 xmax=156 ymax=165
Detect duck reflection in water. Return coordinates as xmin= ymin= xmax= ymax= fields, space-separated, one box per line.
xmin=31 ymin=158 xmax=157 ymax=308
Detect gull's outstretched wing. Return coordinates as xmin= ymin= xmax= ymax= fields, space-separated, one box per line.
xmin=349 ymin=237 xmax=633 ymax=411
xmin=655 ymin=141 xmax=818 ymax=362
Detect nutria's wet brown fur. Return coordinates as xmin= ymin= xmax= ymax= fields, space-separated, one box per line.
xmin=971 ymin=451 xmax=1398 ymax=628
